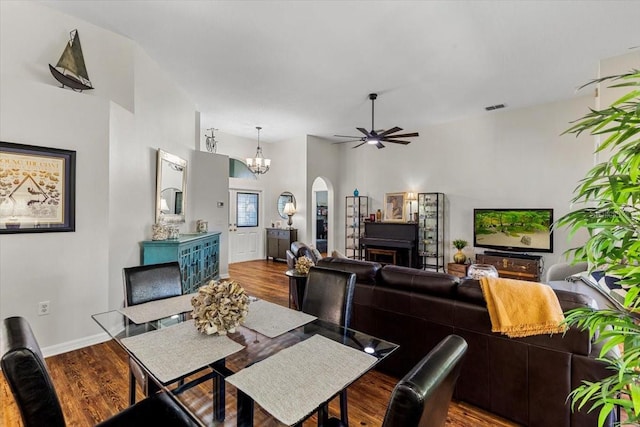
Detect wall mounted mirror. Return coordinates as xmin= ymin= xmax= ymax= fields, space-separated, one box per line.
xmin=156 ymin=149 xmax=187 ymax=224
xmin=277 ymin=191 xmax=295 ymax=219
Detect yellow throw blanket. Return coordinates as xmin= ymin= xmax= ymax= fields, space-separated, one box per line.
xmin=479 ymin=277 xmax=566 ymax=338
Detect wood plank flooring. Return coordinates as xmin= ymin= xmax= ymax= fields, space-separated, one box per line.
xmin=0 ymin=259 xmax=518 ymax=426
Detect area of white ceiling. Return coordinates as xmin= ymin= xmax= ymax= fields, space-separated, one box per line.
xmin=41 ymin=0 xmax=639 ymax=142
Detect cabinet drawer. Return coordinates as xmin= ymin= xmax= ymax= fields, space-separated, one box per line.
xmin=447 ymin=263 xmax=468 ymax=278
xmin=477 ymin=255 xmax=536 ymax=274
xmin=267 ymin=229 xmax=290 ymax=239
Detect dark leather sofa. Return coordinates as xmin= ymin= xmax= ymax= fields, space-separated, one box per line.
xmin=317 ymin=256 xmax=615 ymax=427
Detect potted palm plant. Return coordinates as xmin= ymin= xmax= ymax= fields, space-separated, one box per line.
xmin=452 ymin=239 xmax=468 ymax=264
xmin=557 ymin=69 xmax=640 ymax=425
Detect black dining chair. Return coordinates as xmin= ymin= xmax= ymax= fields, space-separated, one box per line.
xmin=122 ymin=261 xmax=183 ymax=405
xmin=302 ymin=266 xmax=357 ymax=426
xmin=1 ymin=316 xmax=200 ymax=427
xmin=302 ymin=266 xmax=356 ymax=329
xmin=327 ymin=334 xmax=468 ymax=427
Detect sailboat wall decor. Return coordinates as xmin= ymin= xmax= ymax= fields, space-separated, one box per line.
xmin=49 ymin=29 xmax=93 ymax=92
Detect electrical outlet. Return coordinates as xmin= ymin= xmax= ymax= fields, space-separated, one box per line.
xmin=38 ymin=301 xmax=50 ymax=316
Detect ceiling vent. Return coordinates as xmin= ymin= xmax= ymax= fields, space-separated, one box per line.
xmin=485 ymin=103 xmax=506 ymax=111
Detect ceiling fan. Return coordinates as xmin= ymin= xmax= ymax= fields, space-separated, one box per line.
xmin=334 ymin=93 xmax=419 ymax=149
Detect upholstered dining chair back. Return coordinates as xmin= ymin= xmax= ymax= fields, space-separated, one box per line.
xmin=302 ymin=266 xmax=356 ymax=329
xmin=122 ymin=261 xmax=183 ymax=405
xmin=1 ymin=316 xmax=201 ymax=427
xmin=382 ymin=334 xmax=468 ymax=427
xmin=123 ymin=261 xmax=183 ymax=307
xmin=1 ymin=316 xmax=66 ymax=427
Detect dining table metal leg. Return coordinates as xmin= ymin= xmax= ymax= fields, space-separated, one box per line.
xmin=212 ymin=359 xmax=229 ymax=421
xmin=317 ymin=403 xmax=328 ymax=426
xmin=339 ymin=390 xmax=349 ymax=426
xmin=237 ymin=389 xmax=254 ymax=427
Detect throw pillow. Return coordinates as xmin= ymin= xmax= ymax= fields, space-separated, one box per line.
xmin=590 ymin=270 xmax=627 ymax=304
xmin=331 ymin=249 xmax=348 ymax=259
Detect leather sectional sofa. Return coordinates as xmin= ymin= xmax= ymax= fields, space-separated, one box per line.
xmin=317 ymin=256 xmax=615 ymax=427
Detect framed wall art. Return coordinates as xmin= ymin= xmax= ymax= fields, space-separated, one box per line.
xmin=0 ymin=141 xmax=76 ymax=233
xmin=384 ymin=192 xmax=406 ymax=222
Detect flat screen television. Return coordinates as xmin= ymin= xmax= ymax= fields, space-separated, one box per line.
xmin=473 ymin=208 xmax=554 ymax=253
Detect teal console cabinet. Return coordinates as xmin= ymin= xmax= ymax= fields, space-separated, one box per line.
xmin=141 ymin=232 xmax=221 ymax=294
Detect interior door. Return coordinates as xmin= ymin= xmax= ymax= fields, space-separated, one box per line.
xmin=229 ymin=189 xmax=261 ymax=263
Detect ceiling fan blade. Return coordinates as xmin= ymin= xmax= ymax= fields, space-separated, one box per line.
xmin=385 ymin=140 xmax=411 ymax=145
xmin=356 ymin=127 xmax=371 ymax=136
xmin=333 ymin=139 xmax=363 ymax=144
xmin=352 ymin=141 xmax=367 ymax=149
xmin=376 ymin=141 xmax=385 ymax=149
xmin=384 ymin=132 xmax=419 ymax=139
xmin=334 ymin=134 xmax=363 ymax=138
xmin=378 ymin=126 xmax=403 ymax=137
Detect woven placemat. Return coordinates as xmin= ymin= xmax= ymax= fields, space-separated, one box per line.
xmin=226 ymin=334 xmax=377 ymax=426
xmin=118 ymin=294 xmax=193 ymax=324
xmin=243 ymin=299 xmax=316 ymax=338
xmin=121 ymin=320 xmax=244 ymax=383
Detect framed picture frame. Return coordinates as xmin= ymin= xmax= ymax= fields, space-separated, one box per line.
xmin=0 ymin=141 xmax=76 ymax=233
xmin=384 ymin=192 xmax=406 ymax=222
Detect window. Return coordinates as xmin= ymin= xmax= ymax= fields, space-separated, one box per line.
xmin=229 ymin=158 xmax=257 ymax=179
xmin=237 ymin=192 xmax=259 ymax=227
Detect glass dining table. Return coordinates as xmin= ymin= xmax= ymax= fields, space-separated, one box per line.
xmin=92 ymin=297 xmax=398 ymax=426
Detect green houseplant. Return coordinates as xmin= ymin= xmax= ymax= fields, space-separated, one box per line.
xmin=557 ymin=69 xmax=640 ymax=426
xmin=452 ymin=239 xmax=468 ymax=264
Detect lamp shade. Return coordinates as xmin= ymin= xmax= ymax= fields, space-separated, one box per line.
xmin=283 ymin=202 xmax=296 ymax=215
xmin=160 ymin=198 xmax=170 ymax=213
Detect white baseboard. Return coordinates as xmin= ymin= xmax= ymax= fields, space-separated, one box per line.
xmin=41 ymin=331 xmax=111 ymax=358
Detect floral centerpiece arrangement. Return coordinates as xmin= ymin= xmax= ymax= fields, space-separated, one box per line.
xmin=295 ymin=255 xmax=314 ymax=275
xmin=191 ymin=280 xmax=249 ymax=335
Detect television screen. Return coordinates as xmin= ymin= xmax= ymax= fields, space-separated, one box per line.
xmin=473 ymin=208 xmax=553 ymax=253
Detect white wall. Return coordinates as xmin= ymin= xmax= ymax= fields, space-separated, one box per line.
xmin=191 ymin=151 xmax=230 ymax=277
xmin=330 ymin=95 xmax=596 ymax=271
xmin=0 ymin=2 xmax=206 ymax=354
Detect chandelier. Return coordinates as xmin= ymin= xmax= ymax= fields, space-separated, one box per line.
xmin=246 ymin=126 xmax=271 ymax=175
xmin=205 ymin=128 xmax=218 ymax=153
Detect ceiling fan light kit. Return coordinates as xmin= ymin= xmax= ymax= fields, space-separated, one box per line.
xmin=334 ymin=93 xmax=419 ymax=149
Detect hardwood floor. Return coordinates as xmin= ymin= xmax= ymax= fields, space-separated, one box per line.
xmin=0 ymin=259 xmax=518 ymax=426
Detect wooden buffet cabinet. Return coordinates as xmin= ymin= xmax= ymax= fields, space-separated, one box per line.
xmin=266 ymin=228 xmax=298 ymax=261
xmin=142 ymin=232 xmax=221 ymax=294
xmin=475 ymin=252 xmax=542 ymax=282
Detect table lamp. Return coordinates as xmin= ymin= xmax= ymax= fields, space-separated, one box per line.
xmin=283 ymin=202 xmax=296 ymax=229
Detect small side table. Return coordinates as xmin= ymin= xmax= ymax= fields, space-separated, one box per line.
xmin=285 ymin=269 xmax=307 ymax=310
xmin=447 ymin=263 xmax=468 ymax=278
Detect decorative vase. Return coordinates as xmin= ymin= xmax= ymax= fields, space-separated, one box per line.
xmin=354 ymin=188 xmax=359 ymax=197
xmin=453 ymin=249 xmax=466 ymax=264
xmin=151 ymin=223 xmax=168 ymax=240
xmin=467 ymin=264 xmax=499 ymax=280
xmin=196 ymin=219 xmax=208 ymax=233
